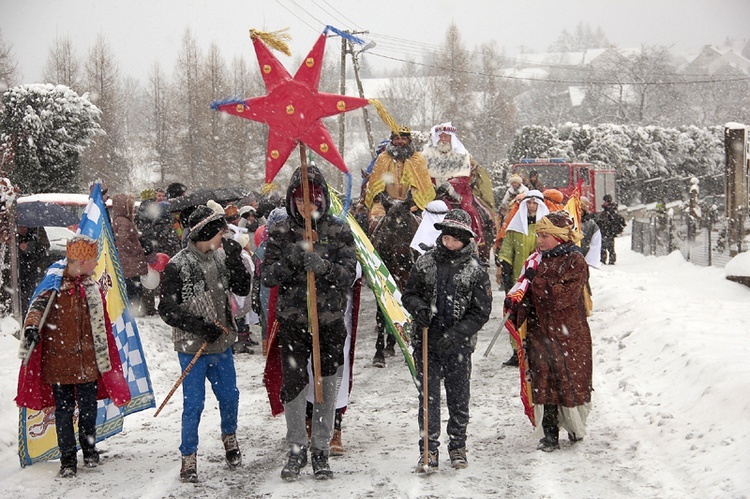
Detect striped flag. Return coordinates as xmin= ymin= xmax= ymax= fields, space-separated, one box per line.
xmin=18 ymin=183 xmax=155 ymax=466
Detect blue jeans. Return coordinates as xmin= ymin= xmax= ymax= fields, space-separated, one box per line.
xmin=178 ymin=347 xmax=239 ymax=456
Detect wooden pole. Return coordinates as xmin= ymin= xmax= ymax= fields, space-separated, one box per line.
xmin=153 ymin=341 xmax=208 ymax=417
xmin=422 ymin=326 xmax=429 ymax=470
xmin=153 ymin=322 xmax=231 ymax=417
xmin=299 ymin=145 xmax=324 ymax=403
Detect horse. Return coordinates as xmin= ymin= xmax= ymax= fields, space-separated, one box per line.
xmin=436 ymin=178 xmax=496 ymax=263
xmin=369 ymin=199 xmax=420 ymax=367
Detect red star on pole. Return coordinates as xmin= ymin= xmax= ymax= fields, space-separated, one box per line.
xmin=213 ymin=31 xmax=370 ymax=184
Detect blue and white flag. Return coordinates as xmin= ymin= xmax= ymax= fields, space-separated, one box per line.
xmin=18 ymin=183 xmax=155 ymax=466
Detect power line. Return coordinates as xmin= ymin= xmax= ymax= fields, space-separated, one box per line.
xmin=365 ymin=51 xmax=750 ymax=86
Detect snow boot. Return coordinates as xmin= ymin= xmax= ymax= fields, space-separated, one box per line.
xmin=502 ymin=351 xmax=519 ymax=367
xmin=448 ymin=447 xmax=468 ymax=469
xmin=82 ymin=447 xmax=100 ymax=468
xmin=538 ymin=427 xmax=560 ymax=452
xmin=280 ymin=446 xmax=307 ymax=482
xmin=568 ymin=432 xmax=584 ymax=443
xmin=415 ymin=449 xmax=439 ymax=474
xmin=59 ymin=452 xmax=77 ymax=478
xmin=222 ymin=433 xmax=242 ymax=468
xmin=372 ymin=351 xmax=386 ymax=368
xmin=329 ymin=429 xmax=344 ymax=456
xmin=180 ymin=453 xmax=198 ymax=483
xmin=311 ymin=450 xmax=333 ymax=480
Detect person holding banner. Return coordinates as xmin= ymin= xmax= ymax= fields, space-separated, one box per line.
xmin=16 ymin=235 xmax=131 ymax=478
xmin=512 ymin=211 xmax=593 ymax=452
xmin=158 ymin=204 xmax=252 ymax=483
xmin=261 ymin=164 xmax=357 ymax=481
xmin=402 ymin=209 xmax=492 ymax=473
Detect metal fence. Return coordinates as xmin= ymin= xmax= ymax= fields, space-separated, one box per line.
xmin=631 ymin=214 xmax=741 ymax=267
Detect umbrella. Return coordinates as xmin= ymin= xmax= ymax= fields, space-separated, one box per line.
xmin=16 ymin=201 xmax=80 ymax=228
xmin=167 ymin=187 xmax=246 ymax=213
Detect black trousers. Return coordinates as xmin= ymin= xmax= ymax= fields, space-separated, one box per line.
xmin=414 ymin=345 xmax=472 ymax=452
xmin=601 ymin=236 xmax=616 ymax=264
xmin=51 ymin=381 xmax=98 ymax=459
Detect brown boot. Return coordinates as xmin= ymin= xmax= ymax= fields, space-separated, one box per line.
xmin=329 ymin=429 xmax=344 ymax=456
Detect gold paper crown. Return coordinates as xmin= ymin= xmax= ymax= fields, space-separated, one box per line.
xmin=394 ymin=124 xmax=411 ymax=135
xmin=66 ymin=236 xmax=98 ymax=260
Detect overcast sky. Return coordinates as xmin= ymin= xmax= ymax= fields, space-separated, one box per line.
xmin=2 ymin=0 xmax=749 ymax=83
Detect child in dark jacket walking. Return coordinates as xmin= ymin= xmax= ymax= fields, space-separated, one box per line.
xmin=402 ymin=209 xmax=492 ymax=473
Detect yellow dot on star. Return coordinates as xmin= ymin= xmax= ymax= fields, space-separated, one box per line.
xmin=271 ymin=150 xmax=279 ymax=159
xmin=286 ymin=105 xmax=295 ymax=114
xmin=337 ymin=101 xmax=346 ymax=111
xmin=320 ymin=143 xmax=329 ymax=153
xmin=306 ymin=57 xmax=315 ymax=67
xmin=263 ymin=65 xmax=272 ymax=74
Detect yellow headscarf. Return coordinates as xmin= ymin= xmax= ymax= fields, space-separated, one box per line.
xmin=536 ymin=214 xmax=583 ymax=244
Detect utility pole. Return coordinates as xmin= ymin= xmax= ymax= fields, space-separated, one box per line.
xmin=337 ymin=30 xmax=369 ymax=160
xmin=351 ymin=40 xmax=377 ymax=159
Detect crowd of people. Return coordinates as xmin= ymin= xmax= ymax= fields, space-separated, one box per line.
xmin=13 ymin=121 xmax=628 ymax=482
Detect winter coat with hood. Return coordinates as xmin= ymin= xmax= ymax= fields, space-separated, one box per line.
xmin=261 ymin=165 xmax=357 ymax=327
xmin=402 ymin=239 xmax=492 ymax=353
xmin=111 ymin=193 xmax=148 ymax=279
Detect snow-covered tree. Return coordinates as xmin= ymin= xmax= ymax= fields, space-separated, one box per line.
xmin=0 ymin=84 xmax=103 ymax=193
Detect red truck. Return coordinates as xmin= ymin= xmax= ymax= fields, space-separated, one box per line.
xmin=511 ymin=158 xmax=617 ymax=213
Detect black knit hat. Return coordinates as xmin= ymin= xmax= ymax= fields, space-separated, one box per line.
xmin=188 ymin=205 xmax=226 ymax=241
xmin=434 ymin=209 xmax=477 ymax=238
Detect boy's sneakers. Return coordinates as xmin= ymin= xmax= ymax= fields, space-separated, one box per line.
xmin=180 ymin=453 xmax=198 ymax=483
xmin=222 ymin=433 xmax=242 ymax=468
xmin=415 ymin=449 xmax=439 ymax=474
xmin=281 ymin=446 xmax=307 ymax=482
xmin=537 ymin=436 xmax=561 ymax=452
xmin=311 ymin=450 xmax=333 ymax=480
xmin=448 ymin=447 xmax=468 ymax=469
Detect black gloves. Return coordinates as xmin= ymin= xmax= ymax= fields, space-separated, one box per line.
xmin=415 ymin=308 xmax=432 ymax=329
xmin=524 ymin=267 xmax=537 ymax=282
xmin=304 ymin=252 xmax=331 ymax=275
xmin=436 ymin=332 xmax=456 ymax=350
xmin=222 ymin=238 xmax=243 ymax=261
xmin=24 ymin=326 xmax=40 ymax=345
xmin=287 ymin=244 xmax=306 ymax=269
xmin=500 ymin=260 xmax=515 ymax=292
xmin=201 ymin=323 xmax=225 ymax=343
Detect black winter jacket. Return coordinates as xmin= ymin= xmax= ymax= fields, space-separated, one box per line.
xmin=261 ymin=165 xmax=357 ymax=327
xmin=402 ymin=240 xmax=492 ymax=352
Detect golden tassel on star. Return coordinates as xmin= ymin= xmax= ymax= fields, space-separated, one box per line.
xmin=262 ymin=182 xmax=279 ymax=196
xmin=249 ymin=28 xmax=292 ymax=57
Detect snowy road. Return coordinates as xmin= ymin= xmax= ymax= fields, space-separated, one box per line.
xmin=0 ymin=236 xmax=747 ymax=498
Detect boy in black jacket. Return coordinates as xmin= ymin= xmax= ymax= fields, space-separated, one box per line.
xmin=402 ymin=209 xmax=492 ymax=473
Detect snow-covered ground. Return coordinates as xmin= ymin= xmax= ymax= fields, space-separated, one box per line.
xmin=0 ymin=234 xmax=748 ymax=498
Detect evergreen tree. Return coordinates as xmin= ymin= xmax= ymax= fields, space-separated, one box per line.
xmin=0 ymin=84 xmax=102 ymax=193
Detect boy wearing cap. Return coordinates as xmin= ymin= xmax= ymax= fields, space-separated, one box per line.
xmin=158 ymin=204 xmax=252 ymax=483
xmin=16 ymin=235 xmax=131 ymax=478
xmin=402 ymin=209 xmax=492 ymax=473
